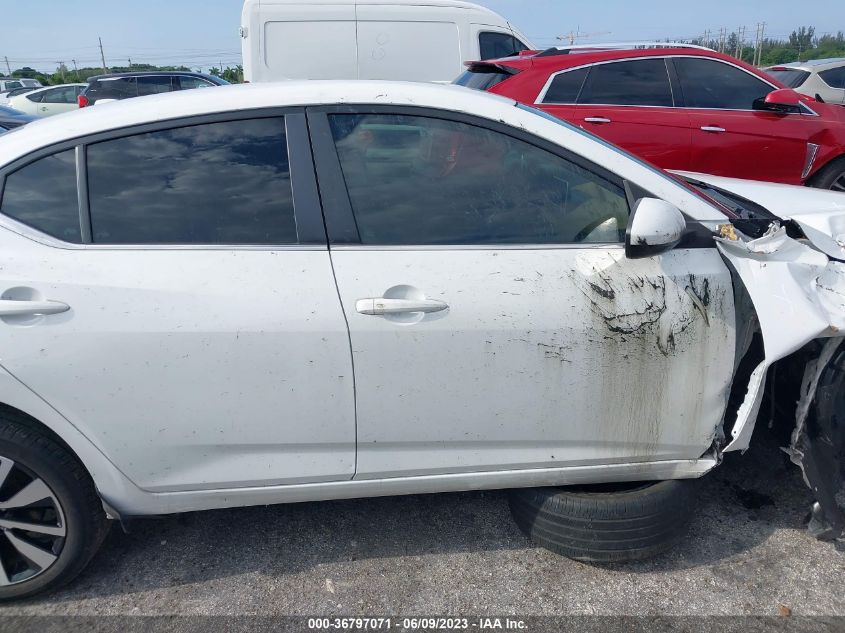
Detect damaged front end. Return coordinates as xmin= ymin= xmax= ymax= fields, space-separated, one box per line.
xmin=716 ymin=221 xmax=845 ymax=540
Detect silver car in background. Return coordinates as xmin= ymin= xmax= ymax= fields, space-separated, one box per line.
xmin=766 ymin=58 xmax=845 ymax=105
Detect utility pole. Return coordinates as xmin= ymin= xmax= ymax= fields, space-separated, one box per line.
xmin=753 ymin=22 xmax=766 ymax=66
xmin=98 ymin=37 xmax=108 ymax=73
xmin=128 ymin=58 xmax=132 ymax=70
xmin=735 ymin=25 xmax=745 ymax=59
xmin=3 ymin=56 xmax=11 ymax=76
xmin=71 ymin=59 xmax=79 ymax=81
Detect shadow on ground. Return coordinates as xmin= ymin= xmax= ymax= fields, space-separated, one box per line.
xmin=15 ymin=429 xmax=831 ymax=604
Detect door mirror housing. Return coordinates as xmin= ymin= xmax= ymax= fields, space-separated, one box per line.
xmin=753 ymin=88 xmax=804 ymax=114
xmin=626 ymin=198 xmax=687 ymax=259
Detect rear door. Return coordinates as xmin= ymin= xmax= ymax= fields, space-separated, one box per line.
xmin=37 ymin=86 xmax=83 ymax=116
xmin=561 ymin=58 xmax=693 ymax=170
xmin=673 ymin=56 xmax=825 ymax=184
xmin=309 ymin=106 xmax=735 ymax=480
xmin=0 ymin=111 xmax=355 ymax=492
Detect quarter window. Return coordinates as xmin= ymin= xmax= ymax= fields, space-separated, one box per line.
xmin=87 ymin=118 xmax=298 ymax=244
xmin=577 ymin=59 xmax=673 ymax=107
xmin=0 ymin=150 xmax=81 ymax=243
xmin=328 ymin=114 xmax=628 ymax=245
xmin=543 ymin=67 xmax=590 ymax=104
xmin=479 ymin=32 xmax=529 ymax=60
xmin=675 ymin=58 xmax=772 ymax=110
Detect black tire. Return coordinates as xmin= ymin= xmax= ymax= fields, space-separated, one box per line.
xmin=508 ymin=479 xmax=697 ymax=563
xmin=0 ymin=414 xmax=110 ymax=601
xmin=809 ymin=156 xmax=845 ymax=192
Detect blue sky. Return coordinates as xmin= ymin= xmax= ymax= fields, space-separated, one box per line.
xmin=2 ymin=0 xmax=842 ymax=73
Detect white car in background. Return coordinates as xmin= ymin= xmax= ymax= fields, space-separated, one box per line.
xmin=766 ymin=58 xmax=845 ymax=105
xmin=0 ymin=81 xmax=843 ymax=600
xmin=6 ymin=84 xmax=87 ymax=118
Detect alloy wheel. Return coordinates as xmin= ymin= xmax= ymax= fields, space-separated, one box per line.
xmin=0 ymin=455 xmax=66 ymax=586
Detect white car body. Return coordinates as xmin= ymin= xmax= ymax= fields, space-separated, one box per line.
xmin=240 ymin=0 xmax=533 ymax=83
xmin=7 ymin=84 xmax=87 ymax=118
xmin=0 ymin=82 xmax=842 ymax=535
xmin=766 ymin=58 xmax=845 ymax=105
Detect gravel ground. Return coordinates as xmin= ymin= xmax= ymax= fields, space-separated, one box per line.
xmin=0 ymin=433 xmax=842 ymax=619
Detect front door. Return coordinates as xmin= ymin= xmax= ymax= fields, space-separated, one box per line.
xmin=0 ymin=112 xmax=356 ymax=492
xmin=310 ymin=107 xmax=735 ymax=480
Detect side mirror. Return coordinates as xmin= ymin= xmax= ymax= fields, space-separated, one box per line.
xmin=626 ymin=198 xmax=686 ymax=259
xmin=753 ymin=88 xmax=804 ymax=114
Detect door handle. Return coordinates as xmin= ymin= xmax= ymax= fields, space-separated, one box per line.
xmin=0 ymin=300 xmax=69 ymax=317
xmin=700 ymin=126 xmax=726 ymax=133
xmin=584 ymin=117 xmax=611 ymax=124
xmin=356 ymin=298 xmax=449 ymax=316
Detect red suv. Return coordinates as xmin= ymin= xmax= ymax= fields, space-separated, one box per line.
xmin=455 ymin=44 xmax=845 ymax=190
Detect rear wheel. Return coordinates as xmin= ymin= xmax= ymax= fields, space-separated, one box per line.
xmin=508 ymin=479 xmax=697 ymax=563
xmin=809 ymin=157 xmax=845 ymax=192
xmin=0 ymin=416 xmax=110 ymax=600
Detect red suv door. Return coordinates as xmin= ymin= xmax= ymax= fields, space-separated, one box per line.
xmin=538 ymin=58 xmax=692 ymax=170
xmin=672 ymin=56 xmax=825 ymax=185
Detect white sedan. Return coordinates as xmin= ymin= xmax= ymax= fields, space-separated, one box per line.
xmin=6 ymin=83 xmax=86 ymax=118
xmin=0 ymin=81 xmax=842 ymax=599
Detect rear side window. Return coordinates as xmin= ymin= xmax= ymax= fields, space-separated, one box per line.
xmin=42 ymin=86 xmax=80 ymax=104
xmin=454 ymin=66 xmax=515 ymax=91
xmin=675 ymin=58 xmax=772 ymax=110
xmin=0 ymin=150 xmax=82 ymax=243
xmin=176 ymin=76 xmax=214 ymax=90
xmin=89 ymin=78 xmax=137 ymax=100
xmin=819 ymin=67 xmax=845 ymax=89
xmin=577 ymin=59 xmax=673 ymax=107
xmin=542 ymin=67 xmax=590 ymax=104
xmin=137 ymin=76 xmax=173 ymax=96
xmin=328 ymin=113 xmax=628 ymax=245
xmin=479 ymin=32 xmax=529 ymax=60
xmin=86 ymin=118 xmax=298 ymax=244
xmin=766 ymin=68 xmax=811 ymax=88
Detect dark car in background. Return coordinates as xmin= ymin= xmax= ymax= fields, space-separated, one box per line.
xmin=78 ymin=71 xmax=229 ymax=107
xmin=0 ymin=105 xmax=35 ymax=131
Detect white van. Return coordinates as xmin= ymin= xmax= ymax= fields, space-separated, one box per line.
xmin=240 ymin=0 xmax=533 ymax=83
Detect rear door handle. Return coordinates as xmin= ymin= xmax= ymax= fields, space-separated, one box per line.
xmin=0 ymin=300 xmax=69 ymax=317
xmin=356 ymin=298 xmax=449 ymax=316
xmin=584 ymin=117 xmax=611 ymax=124
xmin=700 ymin=126 xmax=726 ymax=133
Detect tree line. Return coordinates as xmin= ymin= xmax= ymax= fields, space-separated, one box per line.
xmin=691 ymin=27 xmax=845 ymax=65
xmin=8 ymin=63 xmax=244 ymax=86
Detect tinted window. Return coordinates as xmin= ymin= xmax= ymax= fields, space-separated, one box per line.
xmin=26 ymin=91 xmax=46 ymax=103
xmin=675 ymin=58 xmax=772 ymax=109
xmin=578 ymin=59 xmax=673 ymax=107
xmin=176 ymin=76 xmax=214 ymax=90
xmin=1 ymin=150 xmax=81 ymax=242
xmin=453 ymin=67 xmax=515 ymax=91
xmin=479 ymin=32 xmax=529 ymax=60
xmin=89 ymin=78 xmax=137 ymax=100
xmin=543 ymin=67 xmax=590 ymax=104
xmin=329 ymin=114 xmax=628 ymax=245
xmin=137 ymin=76 xmax=173 ymax=96
xmin=87 ymin=118 xmax=297 ymax=244
xmin=765 ymin=68 xmax=811 ymax=88
xmin=42 ymin=86 xmax=80 ymax=104
xmin=819 ymin=67 xmax=845 ymax=89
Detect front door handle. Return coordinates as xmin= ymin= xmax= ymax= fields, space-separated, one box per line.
xmin=700 ymin=125 xmax=726 ymax=133
xmin=0 ymin=300 xmax=69 ymax=317
xmin=584 ymin=117 xmax=611 ymax=124
xmin=356 ymin=298 xmax=449 ymax=316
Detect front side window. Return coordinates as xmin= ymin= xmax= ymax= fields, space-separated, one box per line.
xmin=86 ymin=118 xmax=297 ymax=244
xmin=675 ymin=58 xmax=772 ymax=110
xmin=577 ymin=59 xmax=673 ymax=107
xmin=479 ymin=32 xmax=529 ymax=60
xmin=328 ymin=114 xmax=628 ymax=245
xmin=0 ymin=150 xmax=81 ymax=243
xmin=90 ymin=78 xmax=137 ymax=100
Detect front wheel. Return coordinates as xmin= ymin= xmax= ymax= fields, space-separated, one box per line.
xmin=508 ymin=479 xmax=697 ymax=563
xmin=0 ymin=416 xmax=110 ymax=600
xmin=808 ymin=156 xmax=845 ymax=192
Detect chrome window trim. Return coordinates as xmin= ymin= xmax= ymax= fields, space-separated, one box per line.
xmin=329 ymin=243 xmax=625 ymax=251
xmin=536 ymin=54 xmax=780 ymax=113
